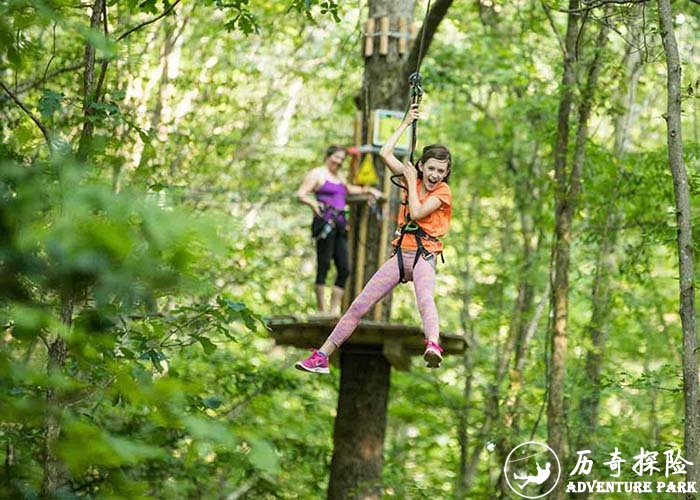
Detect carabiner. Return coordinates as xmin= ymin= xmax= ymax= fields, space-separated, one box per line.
xmin=408 ymin=72 xmax=423 ymax=105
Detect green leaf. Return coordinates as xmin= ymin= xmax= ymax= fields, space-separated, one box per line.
xmin=139 ymin=0 xmax=158 ymax=14
xmin=202 ymin=396 xmax=223 ymax=409
xmin=248 ymin=437 xmax=280 ymax=475
xmin=38 ymin=89 xmax=64 ymax=120
xmin=195 ymin=335 xmax=217 ymax=354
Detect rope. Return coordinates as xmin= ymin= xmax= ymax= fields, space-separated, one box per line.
xmin=408 ymin=0 xmax=431 ymax=165
xmin=390 ymin=0 xmax=432 ymax=200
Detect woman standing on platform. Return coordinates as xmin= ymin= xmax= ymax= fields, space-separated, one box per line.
xmin=295 ymin=105 xmax=452 ymax=373
xmin=297 ymin=145 xmax=383 ymax=316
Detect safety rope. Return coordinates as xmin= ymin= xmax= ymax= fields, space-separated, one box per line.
xmin=390 ymin=0 xmax=432 ymax=199
xmin=408 ymin=0 xmax=431 ymax=167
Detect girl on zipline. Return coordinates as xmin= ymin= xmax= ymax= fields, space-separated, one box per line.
xmin=296 ymin=105 xmax=452 ymax=373
xmin=297 ymin=145 xmax=383 ymax=316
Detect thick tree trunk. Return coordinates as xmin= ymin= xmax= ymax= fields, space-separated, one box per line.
xmin=548 ymin=2 xmax=580 ymax=498
xmin=327 ymin=347 xmax=390 ymax=500
xmin=657 ymin=1 xmax=700 ymax=496
xmin=333 ymin=3 xmax=415 ymax=495
xmin=329 ymin=2 xmax=453 ymax=497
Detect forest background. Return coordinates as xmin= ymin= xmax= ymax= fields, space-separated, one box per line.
xmin=1 ymin=0 xmax=700 ymax=498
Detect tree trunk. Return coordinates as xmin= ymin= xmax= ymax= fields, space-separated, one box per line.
xmin=657 ymin=1 xmax=700 ymax=496
xmin=77 ymin=0 xmax=106 ymax=161
xmin=457 ymin=194 xmax=478 ymax=495
xmin=327 ymin=347 xmax=391 ymax=500
xmin=329 ymin=2 xmax=417 ymax=497
xmin=568 ymin=3 xmax=611 ymax=428
xmin=575 ymin=12 xmax=642 ymax=486
xmin=493 ymin=154 xmax=547 ymax=498
xmin=354 ymin=0 xmax=415 ymax=319
xmin=548 ymin=1 xmax=580 ymax=498
xmin=328 ymin=2 xmax=453 ymax=497
xmin=40 ymin=296 xmax=72 ymax=497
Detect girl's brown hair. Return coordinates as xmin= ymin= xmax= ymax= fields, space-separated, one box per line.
xmin=418 ymin=144 xmax=452 ymax=183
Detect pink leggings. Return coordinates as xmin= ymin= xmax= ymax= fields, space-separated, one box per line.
xmin=328 ymin=250 xmax=439 ymax=347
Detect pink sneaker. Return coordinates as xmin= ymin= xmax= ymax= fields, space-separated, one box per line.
xmin=423 ymin=340 xmax=443 ymax=368
xmin=295 ymin=349 xmax=330 ymax=374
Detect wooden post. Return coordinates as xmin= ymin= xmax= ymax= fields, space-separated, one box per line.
xmin=354 ymin=111 xmax=362 ymax=145
xmin=373 ymin=156 xmax=393 ymax=321
xmin=364 ymin=18 xmax=375 ymax=57
xmin=353 ymin=203 xmax=369 ymax=299
xmin=398 ymin=17 xmax=407 ymax=55
xmin=378 ymin=16 xmax=389 ymax=55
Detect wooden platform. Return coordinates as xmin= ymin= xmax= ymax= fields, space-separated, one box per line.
xmin=267 ymin=316 xmax=466 ymax=371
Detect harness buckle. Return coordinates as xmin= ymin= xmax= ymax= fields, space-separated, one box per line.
xmin=402 ymin=221 xmax=421 ymax=233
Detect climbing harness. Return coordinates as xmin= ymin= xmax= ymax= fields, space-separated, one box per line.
xmin=312 ymin=204 xmax=348 ymax=240
xmin=393 ymin=221 xmax=439 ymax=283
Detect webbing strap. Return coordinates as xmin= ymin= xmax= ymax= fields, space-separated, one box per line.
xmin=394 ymin=223 xmax=436 ymax=283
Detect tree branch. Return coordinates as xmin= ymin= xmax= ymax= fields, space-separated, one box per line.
xmin=1 ymin=0 xmax=183 ymax=101
xmin=401 ymin=0 xmax=454 ymax=85
xmin=541 ymin=0 xmax=567 ymax=56
xmin=117 ymin=0 xmax=182 ymax=42
xmin=41 ymin=24 xmax=58 ymax=89
xmin=550 ymin=0 xmax=650 ymax=12
xmin=94 ymin=1 xmax=110 ymax=105
xmin=0 ymin=80 xmax=52 ymax=150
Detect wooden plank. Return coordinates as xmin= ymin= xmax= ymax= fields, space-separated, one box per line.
xmin=378 ymin=16 xmax=389 ymax=55
xmin=353 ymin=203 xmax=369 ymax=299
xmin=364 ymin=18 xmax=375 ymax=57
xmin=398 ymin=18 xmax=407 ymax=55
xmin=383 ymin=338 xmax=410 ymax=371
xmin=345 ymin=206 xmax=356 ymax=310
xmin=267 ymin=317 xmax=466 ymax=355
xmin=373 ymin=156 xmax=393 ymax=321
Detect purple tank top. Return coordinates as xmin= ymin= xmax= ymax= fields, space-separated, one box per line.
xmin=315 ymin=180 xmax=347 ymax=225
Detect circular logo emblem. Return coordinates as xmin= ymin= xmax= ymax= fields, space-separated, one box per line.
xmin=504 ymin=441 xmax=561 ymax=499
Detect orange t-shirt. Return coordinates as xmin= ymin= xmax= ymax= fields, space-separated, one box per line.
xmin=392 ymin=180 xmax=452 ymax=254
